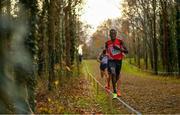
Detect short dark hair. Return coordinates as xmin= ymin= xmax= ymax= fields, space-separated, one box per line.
xmin=110 ymin=29 xmax=117 ymax=34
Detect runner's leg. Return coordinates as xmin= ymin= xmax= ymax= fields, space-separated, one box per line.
xmin=115 ymin=60 xmax=122 ymax=83
xmin=100 ymin=70 xmax=103 ymax=78
xmin=100 ymin=64 xmax=103 ymax=78
xmin=104 ymin=68 xmax=110 ymax=88
xmin=110 ymin=61 xmax=116 ymax=93
xmin=108 ymin=60 xmax=115 ymax=92
xmin=116 ymin=60 xmax=122 ymax=96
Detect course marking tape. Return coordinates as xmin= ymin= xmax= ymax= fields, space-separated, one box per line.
xmin=84 ymin=62 xmax=141 ymax=115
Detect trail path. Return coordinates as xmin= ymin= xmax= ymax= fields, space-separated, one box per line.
xmin=36 ymin=60 xmax=180 ymax=114
xmin=86 ymin=60 xmax=180 ymax=114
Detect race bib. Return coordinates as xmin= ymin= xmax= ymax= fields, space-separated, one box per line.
xmin=110 ymin=47 xmax=121 ymax=55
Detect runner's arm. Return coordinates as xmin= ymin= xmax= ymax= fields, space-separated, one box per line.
xmin=105 ymin=42 xmax=108 ymax=50
xmin=97 ymin=53 xmax=101 ymax=63
xmin=121 ymin=41 xmax=128 ymax=54
xmin=113 ymin=41 xmax=128 ymax=54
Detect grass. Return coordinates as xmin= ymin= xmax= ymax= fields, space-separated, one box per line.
xmin=85 ymin=59 xmax=98 ymax=73
xmin=122 ymin=60 xmax=151 ymax=77
xmin=84 ymin=59 xmax=149 ymax=77
xmin=122 ymin=60 xmax=180 ymax=83
xmin=83 ymin=60 xmax=125 ymax=114
xmin=76 ymin=97 xmax=92 ymax=108
xmin=94 ymin=90 xmax=118 ymax=113
xmin=85 ymin=59 xmax=180 ymax=83
xmin=127 ymin=58 xmax=179 ymax=72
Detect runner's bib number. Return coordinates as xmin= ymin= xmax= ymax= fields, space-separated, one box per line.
xmin=110 ymin=47 xmax=121 ymax=55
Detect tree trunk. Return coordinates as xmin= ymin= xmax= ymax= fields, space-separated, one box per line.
xmin=150 ymin=19 xmax=154 ymax=70
xmin=65 ymin=1 xmax=71 ymax=76
xmin=152 ymin=0 xmax=158 ymax=74
xmin=48 ymin=0 xmax=56 ymax=90
xmin=161 ymin=0 xmax=170 ymax=72
xmin=176 ymin=0 xmax=180 ymax=75
xmin=0 ymin=7 xmax=14 ymax=112
xmin=137 ymin=36 xmax=141 ymax=68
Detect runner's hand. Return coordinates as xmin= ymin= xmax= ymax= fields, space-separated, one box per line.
xmin=113 ymin=45 xmax=120 ymax=50
xmin=113 ymin=45 xmax=123 ymax=52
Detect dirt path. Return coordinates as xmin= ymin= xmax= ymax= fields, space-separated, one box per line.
xmin=86 ymin=60 xmax=180 ymax=114
xmin=121 ymin=73 xmax=180 ymax=114
xmin=35 ymin=60 xmax=180 ymax=114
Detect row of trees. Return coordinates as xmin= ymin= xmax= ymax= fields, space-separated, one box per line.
xmin=89 ymin=0 xmax=179 ymax=75
xmin=122 ymin=0 xmax=180 ymax=75
xmin=0 ymin=0 xmax=85 ymax=113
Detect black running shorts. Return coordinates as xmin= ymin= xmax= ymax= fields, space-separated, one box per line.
xmin=108 ymin=60 xmax=122 ymax=77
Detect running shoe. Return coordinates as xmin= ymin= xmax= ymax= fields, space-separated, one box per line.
xmin=112 ymin=93 xmax=117 ymax=99
xmin=117 ymin=90 xmax=121 ymax=97
xmin=105 ymin=85 xmax=110 ymax=92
